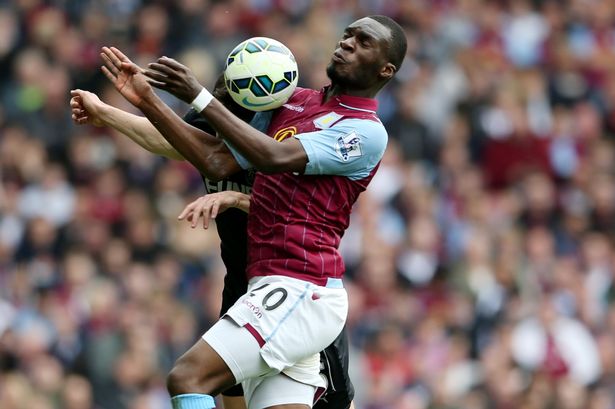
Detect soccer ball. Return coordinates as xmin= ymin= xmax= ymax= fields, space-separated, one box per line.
xmin=224 ymin=37 xmax=298 ymax=112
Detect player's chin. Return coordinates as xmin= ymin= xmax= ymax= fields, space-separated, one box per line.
xmin=326 ymin=63 xmax=346 ymax=83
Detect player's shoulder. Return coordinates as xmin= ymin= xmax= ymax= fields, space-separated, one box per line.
xmin=333 ymin=117 xmax=388 ymax=141
xmin=284 ymin=87 xmax=318 ymax=104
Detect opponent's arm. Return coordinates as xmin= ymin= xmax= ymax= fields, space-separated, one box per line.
xmin=137 ymin=93 xmax=241 ymax=181
xmin=141 ymin=54 xmax=309 ymax=173
xmin=98 ymin=47 xmax=241 ymax=181
xmin=178 ymin=191 xmax=250 ymax=229
xmin=70 ymin=90 xmax=184 ymax=160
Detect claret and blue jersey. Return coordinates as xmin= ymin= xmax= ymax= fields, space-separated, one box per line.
xmin=228 ymin=87 xmax=388 ymax=286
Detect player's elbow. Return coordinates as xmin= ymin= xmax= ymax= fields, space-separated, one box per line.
xmin=199 ymin=155 xmax=238 ymax=181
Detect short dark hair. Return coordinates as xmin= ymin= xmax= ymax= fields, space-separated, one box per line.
xmin=368 ymin=15 xmax=407 ymax=71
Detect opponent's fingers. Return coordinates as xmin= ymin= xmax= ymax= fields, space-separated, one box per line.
xmin=101 ymin=65 xmax=116 ymax=84
xmin=210 ymin=200 xmax=221 ymax=220
xmin=158 ymin=57 xmax=187 ymax=72
xmin=178 ymin=201 xmax=199 ymax=220
xmin=71 ymin=109 xmax=87 ymax=118
xmin=192 ymin=206 xmax=205 ymax=228
xmin=70 ymin=98 xmax=82 ymax=109
xmin=71 ymin=107 xmax=85 ymax=116
xmin=70 ymin=89 xmax=85 ymax=98
xmin=202 ymin=202 xmax=212 ymax=229
xmin=73 ymin=115 xmax=90 ymax=124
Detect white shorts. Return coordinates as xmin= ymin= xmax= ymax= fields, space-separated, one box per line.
xmin=203 ymin=275 xmax=347 ymax=395
xmin=204 ymin=318 xmax=320 ymax=408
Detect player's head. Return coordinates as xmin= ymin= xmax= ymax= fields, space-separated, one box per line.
xmin=212 ymin=74 xmax=255 ymax=122
xmin=326 ymin=15 xmax=407 ymax=93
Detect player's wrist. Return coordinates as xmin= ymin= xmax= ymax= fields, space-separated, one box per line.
xmin=139 ymin=88 xmax=161 ymax=109
xmin=190 ymin=87 xmax=214 ymax=113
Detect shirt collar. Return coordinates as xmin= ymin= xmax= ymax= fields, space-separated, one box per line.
xmin=320 ymin=86 xmax=378 ymax=113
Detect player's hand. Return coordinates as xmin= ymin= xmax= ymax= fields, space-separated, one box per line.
xmin=100 ymin=46 xmax=153 ymax=107
xmin=144 ymin=57 xmax=203 ymax=103
xmin=178 ymin=192 xmax=241 ymax=229
xmin=70 ymin=90 xmax=106 ymax=127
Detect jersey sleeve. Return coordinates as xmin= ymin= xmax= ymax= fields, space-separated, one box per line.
xmin=223 ymin=110 xmax=273 ymax=170
xmin=294 ymin=118 xmax=388 ymax=180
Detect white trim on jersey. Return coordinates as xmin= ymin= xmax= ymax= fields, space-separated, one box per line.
xmin=338 ymin=102 xmax=376 ymax=113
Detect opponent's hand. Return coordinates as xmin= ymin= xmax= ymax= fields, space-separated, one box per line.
xmin=70 ymin=89 xmax=105 ymax=127
xmin=100 ymin=46 xmax=153 ymax=107
xmin=177 ymin=192 xmax=241 ymax=229
xmin=144 ymin=57 xmax=204 ymax=103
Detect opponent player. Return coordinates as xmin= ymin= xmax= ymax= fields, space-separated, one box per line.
xmin=93 ymin=15 xmax=406 ymax=409
xmin=70 ymin=80 xmax=355 ymax=408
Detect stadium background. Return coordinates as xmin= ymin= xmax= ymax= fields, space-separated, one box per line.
xmin=2 ymin=0 xmax=615 ymax=408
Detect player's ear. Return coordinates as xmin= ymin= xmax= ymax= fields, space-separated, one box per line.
xmin=379 ymin=62 xmax=395 ymax=81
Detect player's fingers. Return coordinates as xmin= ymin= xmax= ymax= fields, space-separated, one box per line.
xmin=158 ymin=57 xmax=187 ymax=72
xmin=101 ymin=46 xmax=123 ymax=69
xmin=145 ymin=77 xmax=167 ymax=89
xmin=110 ymin=47 xmax=132 ymax=63
xmin=147 ymin=62 xmax=179 ymax=79
xmin=100 ymin=53 xmax=120 ymax=76
xmin=143 ymin=69 xmax=171 ymax=84
xmin=121 ymin=62 xmax=140 ymax=75
xmin=143 ymin=69 xmax=168 ymax=82
xmin=101 ymin=65 xmax=117 ymax=83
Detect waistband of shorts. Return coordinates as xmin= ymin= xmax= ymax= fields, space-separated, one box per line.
xmin=325 ymin=278 xmax=344 ymax=288
xmin=249 ymin=275 xmax=345 ymax=289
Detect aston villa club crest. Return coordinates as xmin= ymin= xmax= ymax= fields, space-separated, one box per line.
xmin=335 ymin=132 xmax=362 ymax=161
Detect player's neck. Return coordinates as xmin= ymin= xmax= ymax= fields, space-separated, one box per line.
xmin=324 ymin=83 xmax=377 ymax=102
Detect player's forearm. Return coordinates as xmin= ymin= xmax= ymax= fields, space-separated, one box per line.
xmin=199 ymin=100 xmax=308 ymax=173
xmin=98 ymin=104 xmax=185 ymax=160
xmin=137 ymin=94 xmax=241 ymax=180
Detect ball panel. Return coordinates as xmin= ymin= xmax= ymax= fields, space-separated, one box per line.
xmin=256 ymin=75 xmax=274 ymax=93
xmin=272 ymin=80 xmax=290 ymax=93
xmin=224 ymin=37 xmax=298 ymax=111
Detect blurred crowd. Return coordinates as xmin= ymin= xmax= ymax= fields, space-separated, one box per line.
xmin=3 ymin=0 xmax=615 ymax=408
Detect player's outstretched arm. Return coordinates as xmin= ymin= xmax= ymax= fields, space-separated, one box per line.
xmin=178 ymin=191 xmax=250 ymax=229
xmin=145 ymin=57 xmax=309 ymax=174
xmin=100 ymin=47 xmax=241 ymax=181
xmin=70 ymin=89 xmax=184 ymax=160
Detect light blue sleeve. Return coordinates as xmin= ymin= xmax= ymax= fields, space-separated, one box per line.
xmin=223 ymin=110 xmax=273 ymax=170
xmin=295 ymin=118 xmax=388 ymax=180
